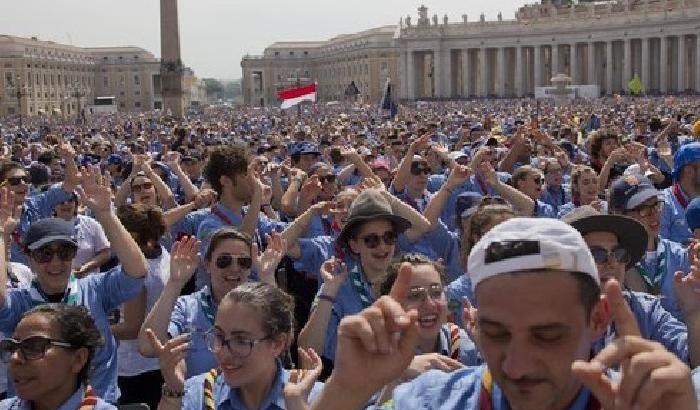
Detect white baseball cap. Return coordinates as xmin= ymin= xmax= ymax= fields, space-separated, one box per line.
xmin=468 ymin=218 xmax=599 ymax=292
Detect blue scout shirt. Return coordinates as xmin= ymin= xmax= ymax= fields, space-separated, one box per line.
xmin=0 ymin=386 xmax=116 ymax=410
xmin=445 ymin=275 xmax=475 ymax=329
xmin=435 ymin=324 xmax=482 ymax=367
xmin=0 ymin=268 xmax=143 ymax=403
xmin=540 ymin=185 xmax=571 ymax=212
xmin=592 ymin=291 xmax=689 ymax=363
xmin=10 ymin=184 xmax=72 ymax=265
xmin=398 ymin=222 xmax=462 ymax=283
xmin=535 ymin=199 xmax=557 ymax=218
xmin=382 ymin=365 xmax=596 ymax=410
xmin=293 ymin=235 xmax=336 ymax=282
xmin=168 ymin=287 xmax=219 ymax=378
xmin=181 ymin=360 xmax=323 ymax=410
xmin=660 ymin=186 xmax=693 ymax=245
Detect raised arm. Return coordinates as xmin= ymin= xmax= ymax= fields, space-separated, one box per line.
xmin=423 ymin=165 xmax=471 ymax=228
xmin=363 ymin=178 xmax=431 ymax=241
xmin=280 ymin=168 xmax=306 ymax=217
xmin=341 ymin=146 xmax=375 ymax=180
xmin=0 ymin=189 xmax=19 ymax=307
xmin=479 ymin=162 xmax=535 ymax=216
xmin=392 ymin=133 xmax=431 ymax=193
xmin=281 ymin=202 xmax=328 ymax=259
xmin=77 ymin=166 xmax=147 ymax=279
xmin=239 ymin=173 xmax=265 ymax=238
xmin=57 ymin=143 xmax=79 ymax=193
xmin=165 ymin=151 xmax=199 ymax=203
xmin=141 ymin=157 xmax=177 ymax=210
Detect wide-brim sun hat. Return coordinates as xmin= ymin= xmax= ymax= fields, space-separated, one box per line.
xmin=337 ymin=189 xmax=411 ymax=249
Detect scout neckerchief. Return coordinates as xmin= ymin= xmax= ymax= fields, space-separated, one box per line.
xmin=672 ymin=183 xmax=689 ymax=208
xmin=478 ymin=369 xmax=602 ymax=410
xmin=348 ymin=262 xmax=373 ymax=309
xmin=199 ymin=286 xmax=216 ymax=325
xmin=446 ymin=323 xmax=461 ymax=360
xmin=211 ymin=203 xmax=262 ymax=249
xmin=29 ymin=274 xmax=79 ymax=307
xmin=202 ymin=368 xmax=217 ymax=410
xmin=635 ymin=240 xmax=666 ymax=295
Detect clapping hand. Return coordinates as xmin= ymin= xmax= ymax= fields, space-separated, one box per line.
xmin=76 ymin=165 xmax=112 ymax=214
xmin=169 ymin=236 xmax=200 ymax=288
xmin=253 ymin=232 xmax=287 ymax=286
xmin=572 ymin=280 xmax=698 ymax=410
xmin=283 ymin=347 xmax=323 ymax=410
xmin=445 ymin=165 xmax=471 ymax=191
xmin=145 ymin=329 xmax=188 ymax=395
xmin=319 ymin=257 xmax=348 ymax=295
xmin=0 ymin=188 xmax=20 ymax=235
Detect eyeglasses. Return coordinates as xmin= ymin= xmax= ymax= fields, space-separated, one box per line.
xmin=319 ymin=175 xmax=337 ymax=184
xmin=31 ymin=244 xmax=77 ymax=264
xmin=589 ymin=246 xmax=630 ymax=265
xmin=532 ymin=176 xmax=543 ymax=185
xmin=131 ymin=181 xmax=153 ymax=193
xmin=631 ymin=200 xmax=662 ymax=217
xmin=205 ymin=329 xmax=268 ymax=358
xmin=3 ymin=176 xmax=30 ymax=186
xmin=0 ymin=336 xmax=75 ymax=362
xmin=406 ymin=284 xmax=444 ymax=304
xmin=360 ymin=230 xmax=397 ymax=249
xmin=215 ymin=254 xmax=253 ymax=270
xmin=410 ymin=165 xmax=431 ymax=176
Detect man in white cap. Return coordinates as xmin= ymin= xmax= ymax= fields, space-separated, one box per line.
xmin=307 ymin=218 xmax=698 ymax=410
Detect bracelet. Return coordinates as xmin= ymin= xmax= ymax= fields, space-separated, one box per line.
xmin=318 ymin=294 xmax=335 ymax=304
xmin=161 ymin=384 xmax=185 ymax=399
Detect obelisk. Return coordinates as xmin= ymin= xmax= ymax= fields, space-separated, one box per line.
xmin=160 ymin=0 xmax=185 ymax=119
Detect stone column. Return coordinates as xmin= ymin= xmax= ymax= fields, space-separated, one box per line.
xmin=606 ymin=40 xmax=614 ymax=94
xmin=623 ymin=38 xmax=631 ymax=92
xmin=641 ymin=37 xmax=650 ymax=90
xmin=660 ymin=36 xmax=668 ymax=93
xmin=497 ymin=47 xmax=506 ymax=96
xmin=534 ymin=45 xmax=542 ymax=88
xmin=551 ymin=44 xmax=559 ymax=76
xmin=480 ymin=48 xmax=489 ymax=97
xmin=515 ymin=46 xmax=523 ymax=96
xmin=399 ymin=50 xmax=408 ymax=99
xmin=407 ymin=50 xmax=416 ymax=99
xmin=570 ymin=43 xmax=578 ymax=84
xmin=696 ymin=35 xmax=700 ymax=92
xmin=433 ymin=48 xmax=444 ymax=97
xmin=160 ymin=0 xmax=185 ymax=118
xmin=461 ymin=49 xmax=470 ymax=97
xmin=678 ymin=35 xmax=686 ymax=92
xmin=587 ymin=42 xmax=596 ymax=85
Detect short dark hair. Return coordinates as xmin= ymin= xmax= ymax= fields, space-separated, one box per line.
xmin=23 ymin=304 xmax=104 ymax=386
xmin=571 ymin=271 xmax=601 ymax=321
xmin=117 ymin=204 xmax=167 ymax=248
xmin=0 ymin=161 xmax=23 ymax=182
xmin=379 ymin=253 xmax=446 ymax=296
xmin=203 ymin=145 xmax=250 ymax=194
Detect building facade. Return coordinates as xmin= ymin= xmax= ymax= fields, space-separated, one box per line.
xmin=0 ymin=35 xmax=205 ymax=118
xmin=241 ymin=26 xmax=400 ymax=106
xmin=242 ymin=0 xmax=700 ymax=105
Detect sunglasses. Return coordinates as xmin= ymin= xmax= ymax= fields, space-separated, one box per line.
xmin=410 ymin=165 xmax=431 ymax=176
xmin=589 ymin=246 xmax=630 ymax=265
xmin=31 ymin=244 xmax=77 ymax=264
xmin=131 ymin=182 xmax=154 ymax=193
xmin=406 ymin=284 xmax=444 ymax=304
xmin=319 ymin=175 xmax=337 ymax=184
xmin=532 ymin=176 xmax=543 ymax=185
xmin=0 ymin=336 xmax=75 ymax=362
xmin=360 ymin=230 xmax=397 ymax=249
xmin=215 ymin=254 xmax=253 ymax=270
xmin=4 ymin=176 xmax=30 ymax=186
xmin=631 ymin=200 xmax=661 ymax=218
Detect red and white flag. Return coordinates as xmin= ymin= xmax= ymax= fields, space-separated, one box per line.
xmin=277 ymin=83 xmax=316 ymax=109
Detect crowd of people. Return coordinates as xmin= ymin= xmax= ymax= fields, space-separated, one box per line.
xmin=0 ymin=96 xmax=699 ymax=409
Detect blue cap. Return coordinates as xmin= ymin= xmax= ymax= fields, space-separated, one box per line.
xmin=298 ymin=143 xmax=320 ymax=156
xmin=672 ymin=142 xmax=700 ymax=180
xmin=107 ymin=154 xmax=122 ymax=165
xmin=455 ymin=192 xmax=484 ymax=219
xmin=686 ymin=197 xmax=700 ymax=231
xmin=23 ymin=218 xmax=77 ymax=251
xmin=609 ymin=175 xmax=659 ymax=211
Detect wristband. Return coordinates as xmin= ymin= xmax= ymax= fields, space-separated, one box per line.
xmin=318 ymin=294 xmax=335 ymax=304
xmin=162 ymin=384 xmax=185 ymax=398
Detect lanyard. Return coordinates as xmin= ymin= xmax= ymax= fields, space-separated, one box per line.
xmin=672 ymin=183 xmax=689 ymax=209
xmin=29 ymin=274 xmax=79 ymax=307
xmin=211 ymin=204 xmax=262 ymax=249
xmin=199 ymin=286 xmax=216 ymax=325
xmin=348 ymin=262 xmax=373 ymax=309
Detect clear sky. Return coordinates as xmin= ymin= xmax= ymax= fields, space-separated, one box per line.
xmin=2 ymin=0 xmax=524 ymax=79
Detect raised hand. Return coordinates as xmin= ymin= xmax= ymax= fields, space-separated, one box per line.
xmin=254 ymin=232 xmax=287 ymax=285
xmin=300 ymin=175 xmax=323 ymax=202
xmin=163 ymin=151 xmax=181 ymax=167
xmin=476 ymin=161 xmax=498 ymax=187
xmin=76 ymin=165 xmax=112 ymax=214
xmin=56 ymin=143 xmax=76 ymax=160
xmin=445 ymin=165 xmax=471 ymax=191
xmin=283 ymin=347 xmax=323 ymax=410
xmin=145 ymin=329 xmax=188 ymax=394
xmin=319 ymin=257 xmax=348 ymax=296
xmin=0 ymin=188 xmax=20 ymax=234
xmin=169 ymin=236 xmax=200 ymax=287
xmin=672 ymin=241 xmax=700 ymax=317
xmin=572 ymin=280 xmax=697 ymax=410
xmin=194 ymin=188 xmax=218 ymax=209
xmin=330 ymin=262 xmax=419 ymax=397
xmin=409 ymin=133 xmax=432 ymax=153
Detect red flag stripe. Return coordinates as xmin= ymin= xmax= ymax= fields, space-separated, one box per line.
xmin=278 ymin=84 xmax=316 ymax=100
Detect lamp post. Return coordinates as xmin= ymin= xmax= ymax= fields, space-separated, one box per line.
xmin=15 ymin=75 xmax=24 ymax=130
xmin=72 ymin=88 xmax=85 ymax=125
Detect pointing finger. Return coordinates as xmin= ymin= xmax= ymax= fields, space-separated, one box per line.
xmin=604 ymin=279 xmax=640 ymax=338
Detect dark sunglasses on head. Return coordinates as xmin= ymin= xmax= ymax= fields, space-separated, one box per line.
xmin=4 ymin=176 xmax=30 ymax=186
xmin=410 ymin=165 xmax=431 ymax=176
xmin=360 ymin=230 xmax=397 ymax=249
xmin=131 ymin=181 xmax=154 ymax=193
xmin=31 ymin=244 xmax=77 ymax=264
xmin=215 ymin=254 xmax=253 ymax=270
xmin=320 ymin=175 xmax=337 ymax=184
xmin=589 ymin=246 xmax=630 ymax=265
xmin=0 ymin=335 xmax=75 ymax=362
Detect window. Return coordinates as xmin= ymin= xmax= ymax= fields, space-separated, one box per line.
xmin=275 ymin=51 xmax=280 ymax=56
xmin=135 ymin=102 xmax=141 ymax=108
xmin=290 ymin=51 xmax=294 ymax=56
xmin=135 ymin=90 xmax=141 ymax=95
xmin=119 ymin=102 xmax=125 ymax=108
xmin=5 ymin=73 xmax=13 ymax=87
xmin=134 ymin=75 xmax=140 ymax=85
xmin=103 ymin=77 xmax=108 ymax=87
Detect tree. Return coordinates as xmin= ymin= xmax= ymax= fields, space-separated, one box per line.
xmin=628 ymin=74 xmax=644 ymax=95
xmin=202 ymin=78 xmax=224 ymax=98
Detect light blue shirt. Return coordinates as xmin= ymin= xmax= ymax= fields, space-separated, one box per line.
xmin=383 ymin=365 xmax=596 ymax=410
xmin=168 ymin=288 xmax=219 ymax=378
xmin=435 ymin=324 xmax=481 ymax=367
xmin=181 ymin=360 xmax=323 ymax=410
xmin=540 ymin=185 xmax=571 ymax=212
xmin=445 ymin=275 xmax=475 ymax=329
xmin=10 ymin=184 xmax=72 ymax=265
xmin=0 ymin=268 xmax=143 ymax=403
xmin=0 ymin=386 xmax=116 ymax=410
xmin=660 ymin=186 xmax=693 ymax=245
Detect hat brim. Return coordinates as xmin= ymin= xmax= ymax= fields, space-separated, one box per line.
xmin=27 ymin=236 xmax=77 ymax=251
xmin=568 ymin=214 xmax=647 ymax=268
xmin=337 ymin=214 xmax=412 ymax=249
